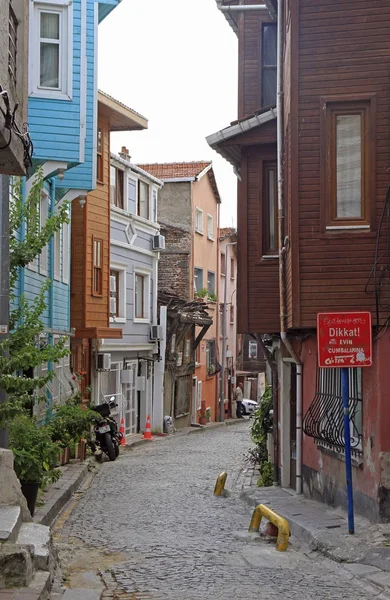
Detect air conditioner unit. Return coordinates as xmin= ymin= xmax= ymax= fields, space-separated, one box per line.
xmin=110 ymin=275 xmax=117 ymax=293
xmin=152 ymin=234 xmax=165 ymax=251
xmin=150 ymin=324 xmax=163 ymax=341
xmin=109 ymin=296 xmax=117 ymax=316
xmin=96 ymin=353 xmax=111 ymax=371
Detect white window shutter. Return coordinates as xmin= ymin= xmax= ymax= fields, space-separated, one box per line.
xmin=39 ymin=193 xmax=48 ymax=275
xmin=62 ymin=221 xmax=69 ymax=284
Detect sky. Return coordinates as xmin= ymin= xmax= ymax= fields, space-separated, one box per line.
xmin=98 ymin=0 xmax=238 ymax=227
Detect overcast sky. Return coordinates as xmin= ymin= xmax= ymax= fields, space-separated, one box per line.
xmin=98 ymin=0 xmax=238 ymax=227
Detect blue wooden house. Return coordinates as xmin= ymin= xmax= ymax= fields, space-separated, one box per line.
xmin=16 ymin=0 xmax=121 ymax=413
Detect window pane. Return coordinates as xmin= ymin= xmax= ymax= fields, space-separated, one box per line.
xmin=336 ymin=114 xmax=362 ymax=219
xmin=221 ymin=253 xmax=226 ymax=275
xmin=110 ymin=166 xmax=116 ymax=205
xmin=139 ymin=181 xmax=149 ymax=218
xmin=262 ymin=69 xmax=277 ymax=107
xmin=97 ymin=129 xmax=102 ymax=153
xmin=40 ymin=43 xmax=59 ymax=87
xmin=135 ymin=274 xmax=144 ymax=318
xmin=194 ymin=268 xmax=203 ymax=291
xmin=117 ymin=170 xmax=124 ymax=209
xmin=263 ymin=24 xmax=277 ymax=66
xmin=41 ymin=12 xmax=59 ymax=39
xmin=268 ymin=169 xmax=276 ymax=250
xmin=207 ymin=271 xmax=215 ymax=295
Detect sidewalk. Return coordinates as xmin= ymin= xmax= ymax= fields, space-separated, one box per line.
xmin=237 ymin=463 xmax=390 ymax=599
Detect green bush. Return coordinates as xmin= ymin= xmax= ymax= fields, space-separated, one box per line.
xmin=257 ymin=460 xmax=274 ymax=487
xmin=249 ymin=385 xmax=274 ymax=485
xmin=9 ymin=413 xmax=61 ymax=485
xmin=50 ymin=399 xmax=97 ymax=449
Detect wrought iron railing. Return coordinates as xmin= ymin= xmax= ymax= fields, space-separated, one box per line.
xmin=303 ymin=368 xmax=362 ymax=450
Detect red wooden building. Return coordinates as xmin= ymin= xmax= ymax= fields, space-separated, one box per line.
xmin=208 ymin=0 xmax=390 ymax=521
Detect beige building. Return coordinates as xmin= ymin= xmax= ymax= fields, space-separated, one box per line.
xmin=139 ymin=161 xmax=221 ymax=425
xmin=218 ymin=228 xmax=237 ymax=417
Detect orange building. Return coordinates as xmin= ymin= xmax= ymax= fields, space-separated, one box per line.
xmin=70 ymin=91 xmax=148 ymax=396
xmin=139 ymin=162 xmax=221 ymax=425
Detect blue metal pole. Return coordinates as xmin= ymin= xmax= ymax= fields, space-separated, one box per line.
xmin=342 ymin=367 xmax=354 ymax=534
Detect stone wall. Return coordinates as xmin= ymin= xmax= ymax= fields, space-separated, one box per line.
xmin=159 ymin=223 xmax=191 ymax=300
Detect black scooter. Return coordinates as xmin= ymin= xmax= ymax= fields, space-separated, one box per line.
xmin=92 ymin=398 xmax=123 ymax=461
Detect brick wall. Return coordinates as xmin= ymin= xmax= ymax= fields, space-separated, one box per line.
xmin=159 ymin=223 xmax=191 ymax=300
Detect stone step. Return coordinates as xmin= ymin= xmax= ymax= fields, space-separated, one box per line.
xmin=0 ymin=506 xmax=22 ymax=543
xmin=16 ymin=523 xmax=55 ymax=573
xmin=0 ymin=543 xmax=34 ymax=588
xmin=0 ymin=570 xmax=52 ymax=600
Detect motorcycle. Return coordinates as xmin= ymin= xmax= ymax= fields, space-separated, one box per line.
xmin=92 ymin=397 xmax=123 ymax=461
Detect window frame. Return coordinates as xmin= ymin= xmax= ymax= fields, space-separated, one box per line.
xmin=261 ymin=22 xmax=277 ymax=108
xmin=207 ymin=270 xmax=216 ymax=295
xmin=92 ymin=236 xmax=103 ymax=297
xmin=230 ymin=257 xmax=235 ymax=280
xmin=110 ymin=165 xmax=124 ymax=210
xmin=263 ymin=162 xmax=278 ymax=255
xmin=320 ymin=94 xmax=376 ymax=233
xmin=137 ymin=179 xmax=150 ymax=220
xmin=194 ymin=267 xmax=204 ymax=293
xmin=221 ymin=252 xmax=226 ymax=276
xmin=62 ymin=219 xmax=69 ymax=284
xmin=29 ymin=0 xmax=73 ymax=101
xmin=97 ymin=127 xmax=104 ymax=183
xmin=230 ymin=305 xmax=235 ymax=324
xmin=110 ymin=264 xmax=126 ymax=323
xmin=54 ymin=224 xmax=61 ymax=281
xmin=39 ymin=190 xmax=48 ymax=276
xmin=195 ymin=208 xmax=203 ymax=234
xmin=206 ymin=339 xmax=217 ymax=376
xmin=207 ymin=214 xmax=214 ymax=240
xmin=134 ymin=268 xmax=151 ymax=323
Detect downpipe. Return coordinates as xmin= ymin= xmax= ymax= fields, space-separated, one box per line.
xmin=275 ymin=0 xmax=303 ymax=495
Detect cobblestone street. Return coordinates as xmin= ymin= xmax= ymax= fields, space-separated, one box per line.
xmin=54 ymin=422 xmax=375 ymax=599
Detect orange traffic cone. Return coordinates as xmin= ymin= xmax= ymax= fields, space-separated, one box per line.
xmin=119 ymin=417 xmax=126 ymax=446
xmin=143 ymin=414 xmax=152 ymax=440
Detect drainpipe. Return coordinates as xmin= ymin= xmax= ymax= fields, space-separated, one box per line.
xmin=47 ymin=178 xmax=55 ymax=419
xmin=275 ymin=0 xmax=303 ymax=494
xmin=217 ymin=3 xmax=268 ymax=12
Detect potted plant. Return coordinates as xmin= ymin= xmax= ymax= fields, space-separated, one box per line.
xmin=50 ymin=399 xmax=96 ymax=462
xmin=9 ymin=413 xmax=61 ymax=516
xmin=194 ymin=288 xmax=208 ymax=300
xmin=208 ymin=292 xmax=218 ymax=303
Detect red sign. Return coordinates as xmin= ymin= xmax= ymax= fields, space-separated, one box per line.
xmin=317 ymin=312 xmax=372 ymax=368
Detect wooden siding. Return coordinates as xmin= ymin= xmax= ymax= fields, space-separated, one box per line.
xmin=238 ymin=145 xmax=280 ymax=335
xmin=294 ymin=0 xmax=390 ymax=328
xmin=71 ymin=114 xmax=110 ymax=332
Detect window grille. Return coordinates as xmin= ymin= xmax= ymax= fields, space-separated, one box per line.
xmin=303 ymin=367 xmax=362 ymax=450
xmin=8 ymin=3 xmax=17 ymax=84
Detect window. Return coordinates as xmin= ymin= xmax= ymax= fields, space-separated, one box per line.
xmin=206 ymin=340 xmax=217 ymax=376
xmin=207 ymin=214 xmax=214 ymax=240
xmin=54 ymin=226 xmax=61 ymax=281
xmin=174 ymin=374 xmax=191 ymax=417
xmin=134 ymin=271 xmax=150 ymax=321
xmin=322 ymin=99 xmax=373 ymax=229
xmin=248 ymin=341 xmax=258 ymax=359
xmin=197 ymin=380 xmax=202 ymax=410
xmin=8 ymin=2 xmax=17 ymax=84
xmin=195 ymin=208 xmax=203 ymax=234
xmin=303 ymin=367 xmax=362 ymax=450
xmin=230 ymin=257 xmax=235 ymax=279
xmin=262 ymin=23 xmax=277 ymax=107
xmin=92 ymin=238 xmax=103 ymax=296
xmin=39 ymin=191 xmax=48 ymax=275
xmin=110 ymin=166 xmax=124 ymax=209
xmin=194 ymin=267 xmax=203 ymax=292
xmin=62 ymin=220 xmax=69 ymax=284
xmin=110 ymin=266 xmax=126 ymax=321
xmin=110 ymin=269 xmax=119 ymax=317
xmin=138 ymin=180 xmax=149 ymax=219
xmin=152 ymin=189 xmax=157 ymax=222
xmin=263 ymin=163 xmax=278 ymax=254
xmin=207 ymin=271 xmax=215 ymax=295
xmin=230 ymin=305 xmax=235 ymax=324
xmin=31 ymin=3 xmax=72 ymax=99
xmin=97 ymin=128 xmax=103 ymax=183
xmin=221 ymin=253 xmax=226 ymax=276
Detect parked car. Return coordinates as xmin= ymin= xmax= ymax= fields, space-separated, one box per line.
xmin=241 ymin=398 xmax=257 ymax=416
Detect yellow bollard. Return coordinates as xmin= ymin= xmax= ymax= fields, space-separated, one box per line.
xmin=214 ymin=471 xmax=227 ymax=496
xmin=248 ymin=503 xmax=290 ymax=551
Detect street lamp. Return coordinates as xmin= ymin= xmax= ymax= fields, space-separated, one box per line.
xmin=219 ymin=241 xmax=237 ymax=422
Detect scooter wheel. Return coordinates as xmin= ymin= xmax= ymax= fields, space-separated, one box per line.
xmin=103 ymin=433 xmax=116 ymax=461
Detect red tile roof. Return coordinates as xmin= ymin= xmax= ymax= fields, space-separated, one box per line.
xmin=220 ymin=227 xmax=237 ymax=240
xmin=137 ymin=161 xmax=211 ymax=180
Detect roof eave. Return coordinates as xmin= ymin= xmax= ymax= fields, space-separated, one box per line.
xmin=98 ymin=91 xmax=148 ymax=132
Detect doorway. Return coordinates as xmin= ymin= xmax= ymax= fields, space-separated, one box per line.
xmin=289 ymin=364 xmax=297 ymax=490
xmin=122 ymin=361 xmax=137 ymax=435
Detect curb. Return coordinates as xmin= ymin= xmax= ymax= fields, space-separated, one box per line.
xmin=34 ymin=462 xmax=91 ymax=527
